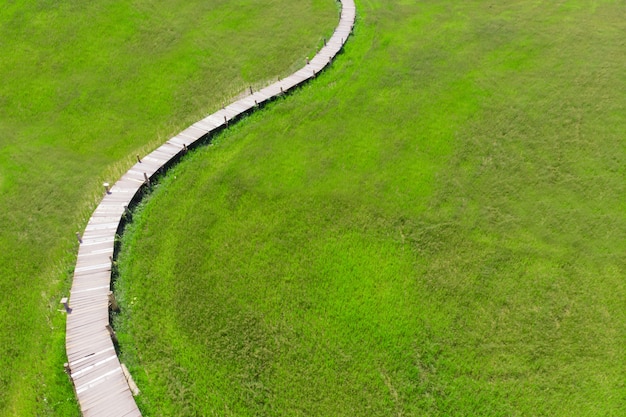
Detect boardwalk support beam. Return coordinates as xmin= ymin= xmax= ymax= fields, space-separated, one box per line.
xmin=108 ymin=291 xmax=120 ymax=312
xmin=60 ymin=297 xmax=71 ymax=313
xmin=122 ymin=364 xmax=141 ymax=396
xmin=105 ymin=324 xmax=118 ymax=344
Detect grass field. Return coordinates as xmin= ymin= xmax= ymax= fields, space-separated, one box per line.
xmin=115 ymin=0 xmax=626 ymax=415
xmin=0 ymin=1 xmax=336 ymax=415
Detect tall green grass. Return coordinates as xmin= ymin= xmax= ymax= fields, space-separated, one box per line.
xmin=0 ymin=1 xmax=336 ymax=414
xmin=116 ymin=0 xmax=626 ymax=415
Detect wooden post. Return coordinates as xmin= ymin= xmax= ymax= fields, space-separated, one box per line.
xmin=306 ymin=56 xmax=310 ymax=64
xmin=121 ymin=363 xmax=140 ymax=396
xmin=123 ymin=205 xmax=130 ymax=216
xmin=63 ymin=362 xmax=71 ymax=376
xmin=105 ymin=324 xmax=118 ymax=344
xmin=60 ymin=297 xmax=71 ymax=313
xmin=136 ymin=154 xmax=141 ymax=163
xmin=254 ymin=100 xmax=258 ymax=107
xmin=103 ymin=182 xmax=111 ymax=194
xmin=249 ymin=86 xmax=253 ymax=94
xmin=108 ymin=291 xmax=120 ymax=312
xmin=76 ymin=232 xmax=82 ymax=244
xmin=143 ymin=172 xmax=150 ymax=185
xmin=183 ymin=143 xmax=188 ymax=153
xmin=280 ymin=86 xmax=283 ymax=94
xmin=324 ymin=37 xmax=327 ymax=46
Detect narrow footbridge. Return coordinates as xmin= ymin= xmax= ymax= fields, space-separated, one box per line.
xmin=65 ymin=1 xmax=356 ymax=415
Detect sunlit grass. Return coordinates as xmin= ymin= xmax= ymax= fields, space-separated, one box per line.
xmin=0 ymin=1 xmax=336 ymax=414
xmin=116 ymin=0 xmax=626 ymax=415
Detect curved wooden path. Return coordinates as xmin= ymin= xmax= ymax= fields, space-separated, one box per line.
xmin=65 ymin=1 xmax=355 ymax=415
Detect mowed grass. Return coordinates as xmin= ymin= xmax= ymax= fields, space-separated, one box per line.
xmin=0 ymin=1 xmax=336 ymax=415
xmin=116 ymin=0 xmax=626 ymax=415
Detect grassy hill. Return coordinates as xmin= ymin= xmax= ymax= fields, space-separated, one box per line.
xmin=0 ymin=1 xmax=336 ymax=415
xmin=115 ymin=0 xmax=626 ymax=416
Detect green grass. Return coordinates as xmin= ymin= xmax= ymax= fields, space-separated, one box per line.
xmin=116 ymin=0 xmax=626 ymax=415
xmin=0 ymin=1 xmax=336 ymax=415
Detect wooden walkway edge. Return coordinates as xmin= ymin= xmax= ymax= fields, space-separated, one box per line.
xmin=65 ymin=1 xmax=356 ymax=415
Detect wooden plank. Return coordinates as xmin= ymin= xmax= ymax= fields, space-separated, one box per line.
xmin=79 ymin=371 xmax=127 ymax=402
xmin=181 ymin=125 xmax=208 ymax=138
xmin=78 ymin=239 xmax=115 ymax=249
xmin=68 ymin=346 xmax=116 ymax=373
xmin=77 ymin=375 xmax=129 ymax=410
xmin=167 ymin=136 xmax=188 ymax=147
xmin=66 ymin=314 xmax=109 ymax=333
xmin=70 ymin=272 xmax=111 ymax=284
xmin=95 ymin=200 xmax=130 ymax=210
xmin=67 ymin=340 xmax=113 ymax=363
xmin=67 ymin=291 xmax=108 ymax=303
xmin=84 ymin=222 xmax=119 ymax=233
xmin=66 ymin=334 xmax=111 ymax=355
xmin=220 ymin=107 xmax=240 ymax=119
xmin=135 ymin=156 xmax=164 ymax=169
xmin=76 ymin=245 xmax=114 ymax=258
xmin=70 ymin=276 xmax=111 ymax=288
xmin=259 ymin=84 xmax=283 ymax=97
xmin=193 ymin=120 xmax=218 ymax=131
xmin=156 ymin=141 xmax=183 ymax=154
xmin=80 ymin=378 xmax=128 ymax=410
xmin=69 ymin=284 xmax=111 ymax=296
xmin=66 ymin=333 xmax=111 ymax=355
xmin=71 ymin=286 xmax=110 ymax=298
xmin=72 ymin=356 xmax=121 ymax=386
xmin=225 ymin=101 xmax=252 ymax=114
xmin=74 ymin=252 xmax=112 ymax=263
xmin=66 ymin=298 xmax=109 ymax=312
xmin=66 ymin=327 xmax=110 ymax=346
xmin=204 ymin=113 xmax=228 ymax=127
xmin=70 ymin=277 xmax=111 ymax=291
xmin=82 ymin=384 xmax=133 ymax=414
xmin=84 ymin=384 xmax=139 ymax=417
xmin=75 ymin=366 xmax=123 ymax=395
xmin=150 ymin=148 xmax=178 ymax=160
xmin=252 ymin=90 xmax=271 ymax=101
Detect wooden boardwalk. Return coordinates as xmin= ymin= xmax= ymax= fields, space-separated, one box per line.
xmin=65 ymin=1 xmax=356 ymax=415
